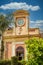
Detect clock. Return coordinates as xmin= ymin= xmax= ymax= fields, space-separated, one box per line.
xmin=17 ymin=19 xmax=25 ymax=27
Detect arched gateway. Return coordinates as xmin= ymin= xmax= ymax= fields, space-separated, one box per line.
xmin=16 ymin=46 xmax=24 ymax=60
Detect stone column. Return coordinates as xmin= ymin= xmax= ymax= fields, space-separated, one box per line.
xmin=12 ymin=42 xmax=15 ymax=56
xmin=25 ymin=45 xmax=28 ymax=60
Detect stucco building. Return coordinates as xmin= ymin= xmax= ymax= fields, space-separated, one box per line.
xmin=3 ymin=10 xmax=40 ymax=60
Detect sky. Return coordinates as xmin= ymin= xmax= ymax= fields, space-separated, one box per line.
xmin=0 ymin=0 xmax=43 ymax=33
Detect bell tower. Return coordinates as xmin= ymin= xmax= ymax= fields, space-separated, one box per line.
xmin=13 ymin=10 xmax=29 ymax=35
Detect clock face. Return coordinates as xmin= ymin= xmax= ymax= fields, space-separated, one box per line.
xmin=17 ymin=19 xmax=25 ymax=26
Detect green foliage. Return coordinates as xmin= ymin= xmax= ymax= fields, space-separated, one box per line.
xmin=0 ymin=14 xmax=11 ymax=32
xmin=0 ymin=60 xmax=11 ymax=65
xmin=11 ymin=56 xmax=26 ymax=65
xmin=18 ymin=60 xmax=26 ymax=65
xmin=25 ymin=37 xmax=43 ymax=65
xmin=11 ymin=56 xmax=18 ymax=65
xmin=0 ymin=14 xmax=12 ymax=59
xmin=0 ymin=56 xmax=26 ymax=65
xmin=1 ymin=41 xmax=4 ymax=59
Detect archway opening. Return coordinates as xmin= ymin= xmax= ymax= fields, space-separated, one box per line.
xmin=16 ymin=46 xmax=24 ymax=61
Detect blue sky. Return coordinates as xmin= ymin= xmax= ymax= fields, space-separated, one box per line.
xmin=0 ymin=0 xmax=43 ymax=33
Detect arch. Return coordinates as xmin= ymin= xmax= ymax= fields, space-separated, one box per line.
xmin=16 ymin=46 xmax=24 ymax=60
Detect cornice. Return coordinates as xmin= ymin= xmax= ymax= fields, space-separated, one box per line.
xmin=3 ymin=34 xmax=40 ymax=40
xmin=13 ymin=10 xmax=29 ymax=16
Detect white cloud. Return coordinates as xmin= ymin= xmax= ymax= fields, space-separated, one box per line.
xmin=30 ymin=20 xmax=43 ymax=27
xmin=30 ymin=20 xmax=43 ymax=33
xmin=31 ymin=6 xmax=40 ymax=11
xmin=0 ymin=2 xmax=40 ymax=11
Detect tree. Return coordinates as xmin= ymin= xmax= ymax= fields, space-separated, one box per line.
xmin=25 ymin=37 xmax=43 ymax=65
xmin=0 ymin=14 xmax=12 ymax=59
